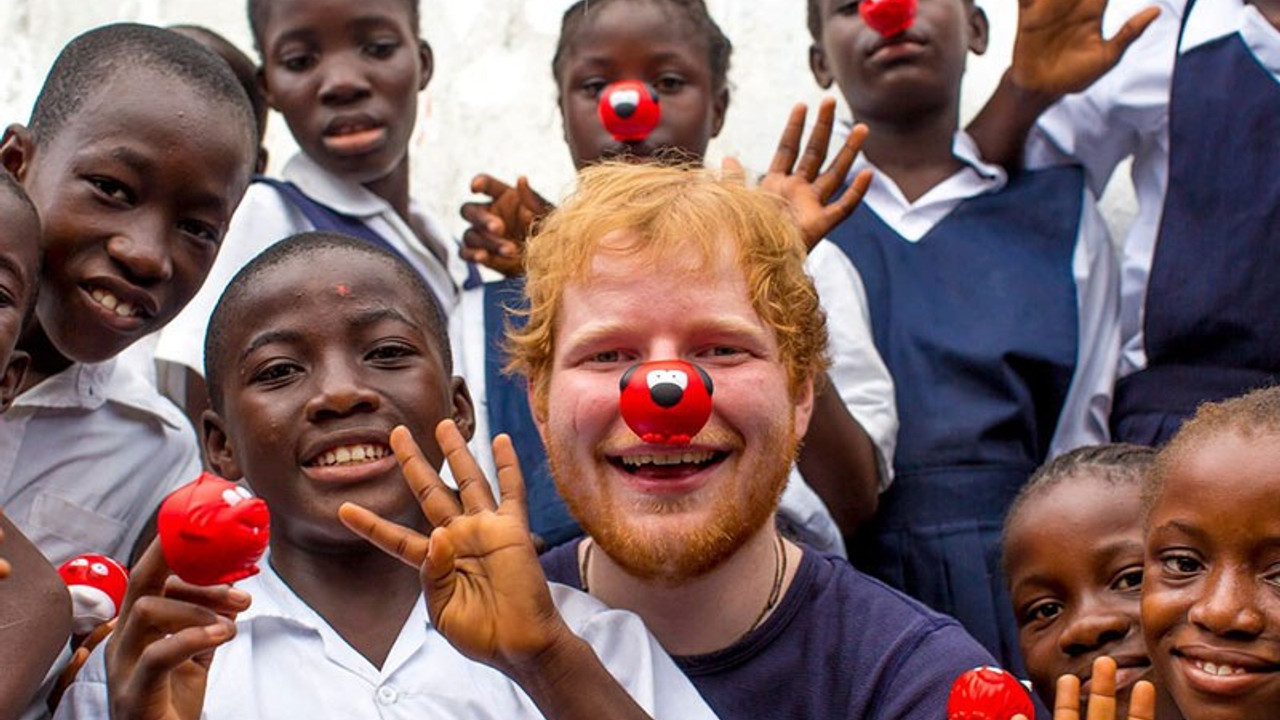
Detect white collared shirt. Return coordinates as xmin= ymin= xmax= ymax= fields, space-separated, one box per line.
xmin=0 ymin=359 xmax=201 ymax=565
xmin=841 ymin=129 xmax=1120 ymax=456
xmin=1028 ymin=0 xmax=1277 ymax=377
xmin=153 ymin=152 xmax=470 ymax=378
xmin=55 ymin=559 xmax=719 ymax=720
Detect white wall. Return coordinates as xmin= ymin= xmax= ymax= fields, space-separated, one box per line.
xmin=0 ymin=0 xmax=1133 ymax=239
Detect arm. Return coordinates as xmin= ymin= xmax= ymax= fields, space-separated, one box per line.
xmin=0 ymin=512 xmax=73 ymax=719
xmin=796 ymin=373 xmax=881 ymax=534
xmin=339 ymin=422 xmax=672 ymax=720
xmin=459 ymin=175 xmax=553 ymax=278
xmin=967 ymin=0 xmax=1160 ymax=170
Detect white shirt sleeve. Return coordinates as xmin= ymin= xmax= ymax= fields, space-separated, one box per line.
xmin=1049 ymin=188 xmax=1121 ymax=456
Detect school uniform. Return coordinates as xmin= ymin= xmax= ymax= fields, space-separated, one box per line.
xmin=153 ymin=151 xmax=473 ymax=382
xmin=1029 ymin=0 xmax=1280 ymax=444
xmin=0 ymin=358 xmax=202 ymax=565
xmin=455 ymin=240 xmax=898 ymax=555
xmin=829 ymin=130 xmax=1119 ymax=669
xmin=55 ymin=557 xmax=720 ymax=720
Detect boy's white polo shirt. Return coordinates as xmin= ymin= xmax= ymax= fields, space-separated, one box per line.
xmin=55 ymin=558 xmax=720 ymax=720
xmin=0 ymin=358 xmax=201 ymax=565
xmin=154 ymin=151 xmax=470 ymax=379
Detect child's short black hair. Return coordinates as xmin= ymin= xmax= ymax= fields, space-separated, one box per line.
xmin=28 ymin=23 xmax=257 ymax=148
xmin=1002 ymin=443 xmax=1155 ymax=569
xmin=552 ymin=0 xmax=733 ymax=92
xmin=204 ymin=232 xmax=452 ymax=412
xmin=0 ymin=171 xmax=41 ymax=320
xmin=169 ymin=24 xmax=269 ymax=145
xmin=247 ymin=0 xmax=421 ymax=52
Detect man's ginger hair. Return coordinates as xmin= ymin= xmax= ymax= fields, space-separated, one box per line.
xmin=505 ymin=162 xmax=829 ymax=412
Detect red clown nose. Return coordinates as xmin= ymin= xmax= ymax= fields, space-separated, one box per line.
xmin=860 ymin=0 xmax=918 ymax=37
xmin=158 ymin=472 xmax=270 ymax=586
xmin=620 ymin=359 xmax=714 ymax=445
xmin=598 ymin=80 xmax=661 ymax=142
xmin=947 ymin=666 xmax=1036 ymax=720
xmin=58 ymin=554 xmax=129 ymax=635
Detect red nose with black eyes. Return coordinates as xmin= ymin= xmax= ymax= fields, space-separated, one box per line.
xmin=598 ymin=79 xmax=661 ymax=142
xmin=619 ymin=359 xmax=714 ymax=445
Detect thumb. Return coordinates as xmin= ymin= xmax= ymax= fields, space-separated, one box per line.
xmin=422 ymin=528 xmax=458 ymax=620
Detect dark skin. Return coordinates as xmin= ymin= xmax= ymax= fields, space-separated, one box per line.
xmin=810 ymin=0 xmax=989 ymax=203
xmin=1012 ymin=656 xmax=1159 ymax=720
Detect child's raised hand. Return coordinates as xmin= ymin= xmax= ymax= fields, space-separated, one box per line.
xmin=1012 ymin=656 xmax=1156 ymax=720
xmin=104 ymin=540 xmax=249 ymax=720
xmin=339 ymin=421 xmax=571 ymax=673
xmin=460 ymin=174 xmax=553 ymax=278
xmin=760 ymin=98 xmax=872 ymax=252
xmin=1010 ymin=0 xmax=1160 ymax=97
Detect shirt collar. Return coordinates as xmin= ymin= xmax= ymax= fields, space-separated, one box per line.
xmin=12 ymin=358 xmax=188 ymax=430
xmin=281 ymin=152 xmax=395 ymax=219
xmin=838 ymin=123 xmax=1007 ymax=202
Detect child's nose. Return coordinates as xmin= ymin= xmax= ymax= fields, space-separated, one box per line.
xmin=106 ymin=225 xmax=173 ymax=284
xmin=1188 ymin=567 xmax=1266 ymax=638
xmin=1058 ymin=604 xmax=1133 ymax=656
xmin=306 ymin=361 xmax=381 ymax=420
xmin=318 ymin=56 xmax=372 ymax=105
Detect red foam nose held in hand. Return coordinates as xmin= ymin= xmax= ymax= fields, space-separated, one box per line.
xmin=860 ymin=0 xmax=918 ymax=38
xmin=598 ymin=80 xmax=661 ymax=142
xmin=58 ymin=554 xmax=129 ymax=635
xmin=620 ymin=359 xmax=714 ymax=445
xmin=947 ymin=666 xmax=1036 ymax=720
xmin=158 ymin=472 xmax=270 ymax=586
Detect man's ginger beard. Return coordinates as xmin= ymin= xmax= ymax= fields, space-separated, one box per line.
xmin=547 ymin=416 xmax=798 ymax=584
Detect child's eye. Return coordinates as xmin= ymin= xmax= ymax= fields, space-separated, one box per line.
xmin=580 ymin=79 xmax=607 ymax=99
xmin=364 ymin=39 xmax=401 ymax=59
xmin=279 ymin=53 xmax=316 ymax=72
xmin=250 ymin=361 xmax=302 ymax=386
xmin=1111 ymin=566 xmax=1144 ymax=593
xmin=366 ymin=342 xmax=418 ymax=364
xmin=88 ymin=176 xmax=134 ymax=205
xmin=834 ymin=0 xmax=862 ymax=15
xmin=654 ymin=75 xmax=687 ymax=94
xmin=1160 ymin=552 xmax=1205 ymax=577
xmin=178 ymin=219 xmax=220 ymax=246
xmin=1022 ymin=600 xmax=1063 ymax=625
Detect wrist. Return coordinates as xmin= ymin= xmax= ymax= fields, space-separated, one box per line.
xmin=503 ymin=623 xmax=593 ymax=695
xmin=1001 ymin=67 xmax=1062 ymax=116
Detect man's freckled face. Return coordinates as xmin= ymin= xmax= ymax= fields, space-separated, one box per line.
xmin=557 ymin=1 xmax=725 ymax=169
xmin=1143 ymin=432 xmax=1280 ymax=720
xmin=212 ymin=249 xmax=464 ymax=552
xmin=259 ymin=0 xmax=428 ymax=185
xmin=1005 ymin=477 xmax=1149 ymax=715
xmin=13 ymin=69 xmax=252 ymax=364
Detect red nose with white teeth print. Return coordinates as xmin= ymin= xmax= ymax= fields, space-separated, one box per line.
xmin=946 ymin=666 xmax=1036 ymax=720
xmin=859 ymin=0 xmax=918 ymax=38
xmin=598 ymin=80 xmax=661 ymax=143
xmin=158 ymin=472 xmax=270 ymax=586
xmin=620 ymin=359 xmax=714 ymax=445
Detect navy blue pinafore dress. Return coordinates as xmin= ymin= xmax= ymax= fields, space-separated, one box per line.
xmin=1111 ymin=0 xmax=1280 ymax=444
xmin=829 ymin=166 xmax=1084 ymax=670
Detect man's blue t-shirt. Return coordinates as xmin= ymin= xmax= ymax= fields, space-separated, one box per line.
xmin=542 ymin=541 xmax=1001 ymax=720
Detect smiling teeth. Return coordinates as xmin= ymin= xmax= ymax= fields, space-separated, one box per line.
xmin=621 ymin=451 xmax=715 ymax=467
xmin=311 ymin=444 xmax=390 ymax=467
xmin=1194 ymin=660 xmax=1247 ymax=676
xmin=90 ymin=288 xmax=138 ymax=318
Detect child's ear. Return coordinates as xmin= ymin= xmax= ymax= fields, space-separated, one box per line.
xmin=967 ymin=6 xmax=990 ymax=56
xmin=711 ymin=87 xmax=730 ymax=138
xmin=0 ymin=349 xmax=30 ymax=412
xmin=448 ymin=376 xmax=475 ymax=442
xmin=202 ymin=410 xmax=243 ymax=480
xmin=0 ymin=125 xmax=35 ymax=181
xmin=417 ymin=39 xmax=434 ymax=91
xmin=809 ymin=44 xmax=835 ymax=90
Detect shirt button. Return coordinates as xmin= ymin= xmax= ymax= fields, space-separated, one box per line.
xmin=376 ymin=685 xmax=398 ymax=705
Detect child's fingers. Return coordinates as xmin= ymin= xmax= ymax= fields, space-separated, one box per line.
xmin=470 ymin=173 xmax=514 ymax=199
xmin=119 ymin=538 xmax=175 ymax=616
xmin=389 ymin=425 xmax=464 ymax=524
xmin=491 ymin=434 xmax=530 ymax=528
xmin=794 ymin=96 xmax=837 ymax=180
xmin=515 ymin=176 xmax=552 ymax=214
xmin=460 ymin=203 xmax=508 ymax=237
xmin=435 ymin=420 xmax=499 ymax=516
xmin=813 ymin=123 xmax=868 ymax=200
xmin=1103 ymin=7 xmax=1161 ymax=67
xmin=767 ymin=103 xmax=808 ymax=175
xmin=121 ymin=619 xmax=234 ymax=707
xmin=1055 ymin=674 xmax=1083 ymax=720
xmin=1126 ymin=680 xmax=1155 ymax=720
xmin=337 ymin=501 xmax=430 ymax=567
xmin=161 ymin=578 xmax=251 ymax=618
xmin=1085 ymin=656 xmax=1118 ymax=720
xmin=820 ymin=168 xmax=873 ymax=238
xmin=422 ymin=528 xmax=459 ymax=616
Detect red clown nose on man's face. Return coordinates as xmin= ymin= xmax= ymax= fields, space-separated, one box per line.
xmin=620 ymin=359 xmax=714 ymax=445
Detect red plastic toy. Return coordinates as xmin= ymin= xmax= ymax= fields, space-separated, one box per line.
xmin=860 ymin=0 xmax=917 ymax=38
xmin=620 ymin=359 xmax=714 ymax=445
xmin=598 ymin=80 xmax=661 ymax=142
xmin=58 ymin=554 xmax=129 ymax=635
xmin=157 ymin=472 xmax=270 ymax=586
xmin=947 ymin=666 xmax=1036 ymax=720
